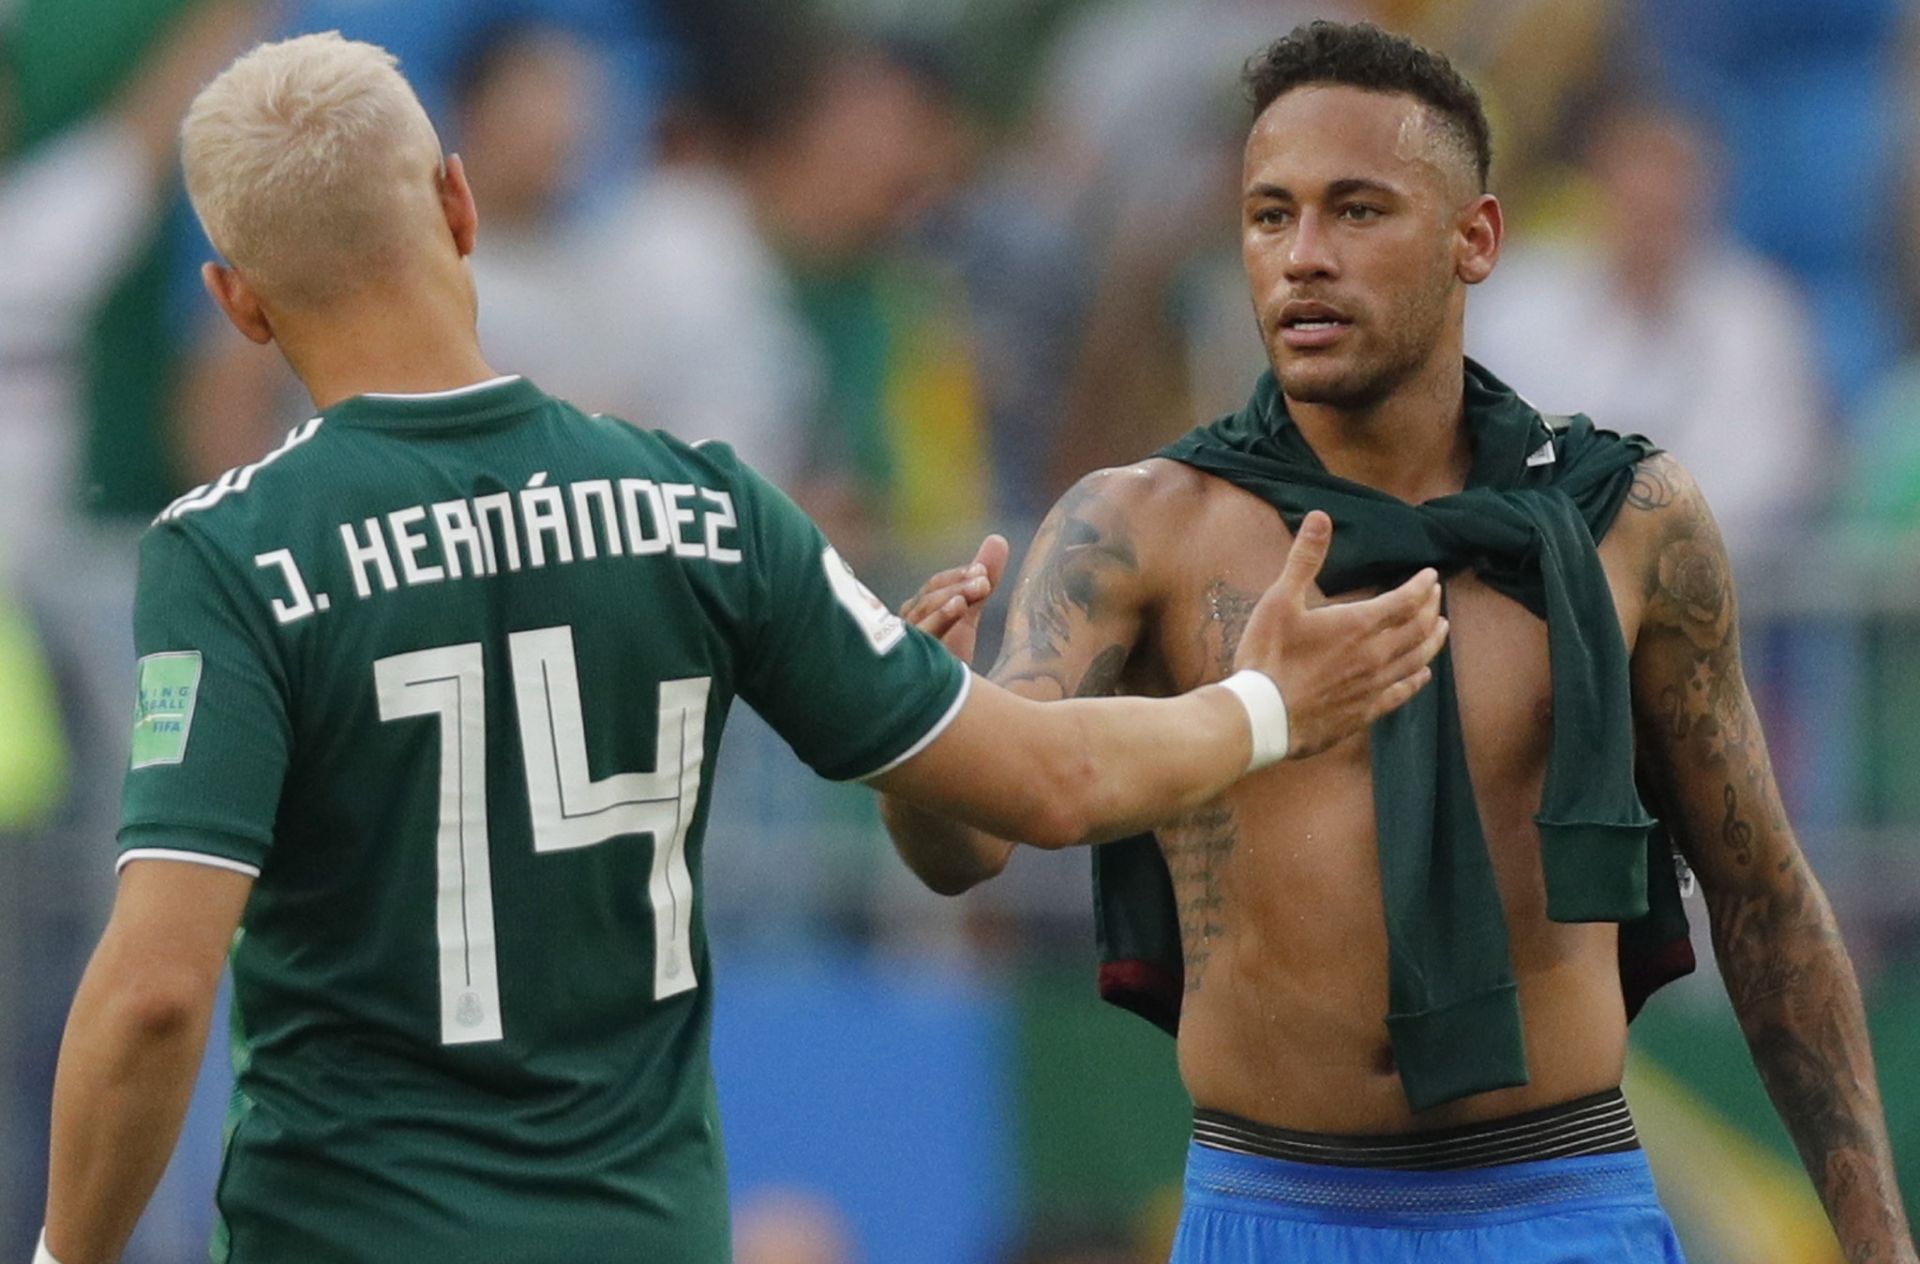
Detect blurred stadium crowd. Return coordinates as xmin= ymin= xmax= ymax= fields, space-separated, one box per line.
xmin=4 ymin=0 xmax=1920 ymax=1261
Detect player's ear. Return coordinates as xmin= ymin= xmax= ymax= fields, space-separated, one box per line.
xmin=1456 ymin=192 xmax=1501 ymax=286
xmin=201 ymin=261 xmax=275 ymax=345
xmin=441 ymin=152 xmax=478 ymax=259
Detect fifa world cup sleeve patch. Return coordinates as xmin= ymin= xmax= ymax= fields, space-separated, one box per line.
xmin=130 ymin=651 xmax=203 ymax=768
xmin=822 ymin=546 xmax=907 ymax=655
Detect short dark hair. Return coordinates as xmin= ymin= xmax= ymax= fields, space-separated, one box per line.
xmin=1244 ymin=21 xmax=1492 ymax=191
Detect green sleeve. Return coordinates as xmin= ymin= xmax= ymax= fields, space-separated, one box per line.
xmin=721 ymin=454 xmax=968 ymax=782
xmin=117 ymin=522 xmax=291 ymax=872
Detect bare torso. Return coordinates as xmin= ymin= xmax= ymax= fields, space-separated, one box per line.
xmin=1113 ymin=458 xmax=1657 ymax=1132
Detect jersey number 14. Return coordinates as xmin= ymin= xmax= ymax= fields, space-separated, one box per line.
xmin=374 ymin=626 xmax=709 ymax=1046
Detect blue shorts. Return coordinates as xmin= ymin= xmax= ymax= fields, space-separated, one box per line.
xmin=1171 ymin=1141 xmax=1687 ymax=1263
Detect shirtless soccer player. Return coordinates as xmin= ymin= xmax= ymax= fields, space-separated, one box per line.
xmin=886 ymin=21 xmax=1916 ymax=1264
xmin=30 ymin=33 xmax=1452 ymax=1264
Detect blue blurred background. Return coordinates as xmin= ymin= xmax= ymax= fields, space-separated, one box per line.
xmin=4 ymin=1 xmax=1920 ymax=1261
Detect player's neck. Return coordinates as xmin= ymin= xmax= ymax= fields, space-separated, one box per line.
xmin=1286 ymin=350 xmax=1472 ymax=505
xmin=276 ymin=284 xmax=498 ymax=412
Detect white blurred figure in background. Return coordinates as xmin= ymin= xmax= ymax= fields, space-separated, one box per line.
xmin=1469 ymin=99 xmax=1826 ymax=563
xmin=576 ymin=102 xmax=823 ymax=494
xmin=586 ymin=32 xmax=971 ymax=523
xmin=460 ymin=27 xmax=606 ymax=398
xmin=0 ymin=1 xmax=254 ymax=574
xmin=0 ymin=5 xmax=255 ymax=1257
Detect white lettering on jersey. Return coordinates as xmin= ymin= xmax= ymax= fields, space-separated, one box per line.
xmin=701 ymin=490 xmax=741 ymax=564
xmin=389 ymin=506 xmax=445 ymax=586
xmin=327 ymin=475 xmax=744 ymax=604
xmin=571 ymin=480 xmax=622 ymax=561
xmin=660 ymin=483 xmax=705 ymax=559
xmin=341 ymin=516 xmax=399 ymax=597
xmin=431 ymin=498 xmax=487 ymax=579
xmin=519 ymin=473 xmax=573 ymax=569
xmin=620 ymin=479 xmax=670 ymax=556
xmin=473 ymin=493 xmax=522 ymax=574
xmin=253 ymin=548 xmax=320 ymax=624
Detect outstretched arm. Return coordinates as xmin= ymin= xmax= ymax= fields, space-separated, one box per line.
xmin=879 ymin=481 xmax=1447 ymax=888
xmin=1627 ymin=454 xmax=1915 ymax=1264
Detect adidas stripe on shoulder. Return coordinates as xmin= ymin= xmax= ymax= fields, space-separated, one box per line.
xmin=156 ymin=417 xmax=325 ymax=524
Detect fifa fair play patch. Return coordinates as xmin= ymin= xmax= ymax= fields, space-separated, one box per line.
xmin=822 ymin=546 xmax=907 ymax=654
xmin=130 ymin=651 xmax=203 ymax=768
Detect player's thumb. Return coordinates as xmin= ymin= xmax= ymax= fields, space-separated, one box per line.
xmin=1276 ymin=510 xmax=1333 ymax=603
xmin=975 ymin=534 xmax=1012 ymax=589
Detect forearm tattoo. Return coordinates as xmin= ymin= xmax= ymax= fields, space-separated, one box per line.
xmin=1630 ymin=455 xmax=1912 ymax=1260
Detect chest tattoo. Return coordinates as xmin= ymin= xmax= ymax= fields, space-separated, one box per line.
xmin=1161 ymin=802 xmax=1239 ymax=994
xmin=1197 ymin=578 xmax=1258 ymax=683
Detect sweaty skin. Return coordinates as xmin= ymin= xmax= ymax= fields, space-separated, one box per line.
xmin=997 ymin=456 xmax=1651 ymax=1133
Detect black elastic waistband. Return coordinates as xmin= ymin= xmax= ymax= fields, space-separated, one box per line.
xmin=1193 ymin=1088 xmax=1639 ymax=1172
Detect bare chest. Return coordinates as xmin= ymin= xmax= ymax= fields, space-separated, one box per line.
xmin=1144 ymin=483 xmax=1650 ymax=1125
xmin=1145 ymin=494 xmax=1646 ymax=778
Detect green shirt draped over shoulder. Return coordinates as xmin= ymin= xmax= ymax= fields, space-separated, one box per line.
xmin=1094 ymin=359 xmax=1694 ymax=1113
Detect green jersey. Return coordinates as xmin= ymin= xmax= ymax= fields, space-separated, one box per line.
xmin=116 ymin=376 xmax=967 ymax=1263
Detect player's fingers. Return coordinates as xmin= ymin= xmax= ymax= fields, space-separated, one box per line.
xmin=944 ymin=599 xmax=991 ymax=659
xmin=902 ymin=576 xmax=992 ymax=622
xmin=904 ymin=587 xmax=971 ymax=628
xmin=900 ymin=591 xmax=943 ymax=623
xmin=948 ymin=575 xmax=993 ymax=605
xmin=916 ymin=593 xmax=972 ymax=638
xmin=932 ymin=576 xmax=994 ymax=605
xmin=1275 ymin=510 xmax=1333 ymax=602
xmin=1349 ymin=581 xmax=1440 ymax=660
xmin=1393 ymin=568 xmax=1442 ymax=622
xmin=1375 ymin=617 xmax=1449 ymax=685
xmin=1362 ymin=666 xmax=1434 ymax=723
xmin=903 ymin=566 xmax=974 ymax=610
xmin=1370 ymin=582 xmax=1444 ymax=661
xmin=1422 ymin=612 xmax=1450 ymax=662
xmin=1345 ymin=568 xmax=1439 ymax=631
xmin=1334 ymin=584 xmax=1440 ymax=675
xmin=1317 ymin=581 xmax=1433 ymax=675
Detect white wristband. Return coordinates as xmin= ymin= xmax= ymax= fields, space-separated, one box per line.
xmin=33 ymin=1229 xmax=63 ymax=1264
xmin=1218 ymin=669 xmax=1290 ymax=771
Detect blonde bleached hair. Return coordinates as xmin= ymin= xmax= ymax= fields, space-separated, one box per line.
xmin=182 ymin=32 xmax=445 ymax=304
